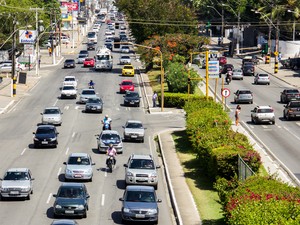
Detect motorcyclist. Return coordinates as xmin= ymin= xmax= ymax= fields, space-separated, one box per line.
xmin=102 ymin=114 xmax=112 ymax=130
xmin=226 ymin=70 xmax=232 ymax=84
xmin=88 ymin=80 xmax=95 ymax=88
xmin=106 ymin=143 xmax=117 ymax=166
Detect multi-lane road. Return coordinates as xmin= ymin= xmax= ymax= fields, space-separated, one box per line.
xmin=0 ymin=22 xmax=185 ymax=225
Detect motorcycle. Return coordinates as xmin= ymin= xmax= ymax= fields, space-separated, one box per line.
xmin=103 ymin=122 xmax=111 ymax=130
xmin=106 ymin=156 xmax=115 ymax=172
xmin=88 ymin=82 xmax=95 ymax=89
xmin=225 ymin=72 xmax=232 ymax=85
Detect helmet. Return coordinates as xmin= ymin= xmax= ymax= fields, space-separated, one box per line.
xmin=105 ymin=115 xmax=108 ymax=118
xmin=109 ymin=143 xmax=113 ymax=147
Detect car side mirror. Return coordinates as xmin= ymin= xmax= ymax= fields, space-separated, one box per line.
xmin=63 ymin=162 xmax=66 ymax=165
xmin=122 ymin=126 xmax=125 ymax=128
xmin=123 ymin=164 xmax=128 ymax=168
xmin=283 ymin=105 xmax=286 ymax=107
xmin=40 ymin=113 xmax=43 ymax=115
xmin=119 ymin=197 xmax=124 ymax=201
xmin=31 ymin=178 xmax=35 ymax=181
xmin=33 ymin=132 xmax=35 ymax=134
xmin=157 ymin=199 xmax=162 ymax=203
xmin=156 ymin=165 xmax=161 ymax=169
xmin=251 ymin=110 xmax=254 ymax=112
xmin=53 ymin=194 xmax=57 ymax=197
xmin=92 ymin=162 xmax=96 ymax=166
xmin=86 ymin=195 xmax=90 ymax=198
xmin=57 ymin=132 xmax=59 ymax=135
xmin=0 ymin=178 xmax=2 ymax=181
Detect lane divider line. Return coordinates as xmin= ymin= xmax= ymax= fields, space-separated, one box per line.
xmin=46 ymin=193 xmax=52 ymax=204
xmin=65 ymin=147 xmax=69 ymax=155
xmin=21 ymin=148 xmax=26 ymax=155
xmin=101 ymin=194 xmax=105 ymax=206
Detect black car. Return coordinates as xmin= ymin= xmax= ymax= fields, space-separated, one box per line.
xmin=87 ymin=42 xmax=95 ymax=51
xmin=123 ymin=91 xmax=141 ymax=107
xmin=104 ymin=42 xmax=113 ymax=51
xmin=63 ymin=59 xmax=76 ymax=68
xmin=53 ymin=183 xmax=90 ymax=218
xmin=243 ymin=64 xmax=255 ymax=76
xmin=33 ymin=125 xmax=59 ymax=148
xmin=280 ymin=89 xmax=300 ymax=103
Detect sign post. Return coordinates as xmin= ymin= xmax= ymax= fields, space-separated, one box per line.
xmin=221 ymin=88 xmax=230 ymax=111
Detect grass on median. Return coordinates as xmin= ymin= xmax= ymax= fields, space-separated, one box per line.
xmin=172 ymin=130 xmax=226 ymax=225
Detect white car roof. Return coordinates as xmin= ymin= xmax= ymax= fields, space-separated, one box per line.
xmin=64 ymin=76 xmax=76 ymax=79
xmin=6 ymin=168 xmax=29 ymax=172
xmin=69 ymin=153 xmax=90 ymax=157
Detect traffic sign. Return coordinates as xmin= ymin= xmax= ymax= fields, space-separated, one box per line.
xmin=274 ymin=51 xmax=278 ymax=56
xmin=208 ymin=60 xmax=220 ymax=78
xmin=221 ymin=88 xmax=230 ymax=98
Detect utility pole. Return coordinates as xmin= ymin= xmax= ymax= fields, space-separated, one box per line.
xmin=274 ymin=18 xmax=280 ymax=74
xmin=221 ymin=7 xmax=224 ymax=38
xmin=236 ymin=10 xmax=240 ymax=55
xmin=11 ymin=16 xmax=17 ymax=97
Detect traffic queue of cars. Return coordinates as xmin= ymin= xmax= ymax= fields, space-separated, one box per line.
xmin=203 ymin=55 xmax=300 ymax=125
xmin=0 ymin=8 xmax=162 ymax=225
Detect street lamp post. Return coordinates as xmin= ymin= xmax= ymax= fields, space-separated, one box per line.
xmin=288 ymin=9 xmax=297 ymax=41
xmin=207 ymin=5 xmax=224 ymax=37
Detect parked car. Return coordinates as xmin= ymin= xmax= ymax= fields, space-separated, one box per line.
xmin=283 ymin=100 xmax=300 ymax=120
xmin=53 ymin=183 xmax=90 ymax=218
xmin=254 ymin=73 xmax=270 ymax=85
xmin=87 ymin=31 xmax=97 ymax=44
xmin=119 ymin=185 xmax=161 ymax=224
xmin=123 ymin=91 xmax=141 ymax=107
xmin=87 ymin=42 xmax=95 ymax=50
xmin=122 ymin=120 xmax=145 ymax=142
xmin=123 ymin=154 xmax=159 ymax=189
xmin=60 ymin=85 xmax=77 ymax=99
xmin=83 ymin=58 xmax=95 ymax=67
xmin=251 ymin=105 xmax=275 ymax=124
xmin=119 ymin=55 xmax=131 ymax=65
xmin=0 ymin=168 xmax=34 ymax=200
xmin=234 ymin=89 xmax=253 ymax=104
xmin=33 ymin=125 xmax=59 ymax=148
xmin=79 ymin=89 xmax=98 ymax=104
xmin=232 ymin=68 xmax=243 ymax=80
xmin=41 ymin=107 xmax=63 ymax=126
xmin=280 ymin=89 xmax=300 ymax=103
xmin=63 ymin=59 xmax=76 ymax=68
xmin=63 ymin=75 xmax=77 ymax=88
xmin=85 ymin=97 xmax=103 ymax=113
xmin=96 ymin=130 xmax=123 ymax=153
xmin=64 ymin=153 xmax=95 ymax=182
xmin=122 ymin=64 xmax=135 ymax=76
xmin=119 ymin=80 xmax=134 ymax=93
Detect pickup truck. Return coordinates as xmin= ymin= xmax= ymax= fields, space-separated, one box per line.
xmin=283 ymin=100 xmax=300 ymax=120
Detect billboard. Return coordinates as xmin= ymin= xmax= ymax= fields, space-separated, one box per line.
xmin=19 ymin=30 xmax=37 ymax=44
xmin=61 ymin=2 xmax=78 ymax=12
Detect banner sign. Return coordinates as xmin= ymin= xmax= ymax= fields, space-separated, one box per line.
xmin=19 ymin=30 xmax=37 ymax=44
xmin=61 ymin=2 xmax=78 ymax=11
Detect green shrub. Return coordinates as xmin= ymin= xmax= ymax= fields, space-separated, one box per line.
xmin=159 ymin=92 xmax=205 ymax=108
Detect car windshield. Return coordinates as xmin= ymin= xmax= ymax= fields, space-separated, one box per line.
xmin=82 ymin=90 xmax=95 ymax=95
xmin=36 ymin=127 xmax=55 ymax=134
xmin=129 ymin=159 xmax=154 ymax=169
xmin=126 ymin=122 xmax=143 ymax=129
xmin=3 ymin=172 xmax=29 ymax=180
xmin=68 ymin=156 xmax=90 ymax=165
xmin=122 ymin=81 xmax=132 ymax=86
xmin=259 ymin=74 xmax=268 ymax=77
xmin=257 ymin=108 xmax=273 ymax=113
xmin=121 ymin=56 xmax=130 ymax=59
xmin=44 ymin=109 xmax=60 ymax=114
xmin=79 ymin=55 xmax=86 ymax=59
xmin=125 ymin=190 xmax=155 ymax=202
xmin=233 ymin=69 xmax=242 ymax=73
xmin=65 ymin=60 xmax=74 ymax=63
xmin=96 ymin=55 xmax=109 ymax=60
xmin=290 ymin=102 xmax=300 ymax=107
xmin=126 ymin=92 xmax=139 ymax=98
xmin=124 ymin=66 xmax=133 ymax=69
xmin=58 ymin=187 xmax=84 ymax=198
xmin=101 ymin=133 xmax=120 ymax=142
xmin=63 ymin=86 xmax=75 ymax=90
xmin=88 ymin=33 xmax=95 ymax=38
xmin=286 ymin=89 xmax=299 ymax=94
xmin=65 ymin=78 xmax=75 ymax=81
xmin=122 ymin=46 xmax=129 ymax=49
xmin=85 ymin=58 xmax=93 ymax=61
xmin=87 ymin=98 xmax=101 ymax=103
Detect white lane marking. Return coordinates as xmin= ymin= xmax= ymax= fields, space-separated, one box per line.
xmin=72 ymin=132 xmax=76 ymax=138
xmin=137 ymin=78 xmax=144 ymax=108
xmin=57 ymin=167 xmax=62 ymax=177
xmin=64 ymin=105 xmax=69 ymax=110
xmin=283 ymin=126 xmax=300 ymax=141
xmin=29 ymin=80 xmax=40 ymax=92
xmin=101 ymin=194 xmax=105 ymax=206
xmin=7 ymin=100 xmax=20 ymax=113
xmin=75 ymin=106 xmax=80 ymax=110
xmin=65 ymin=147 xmax=69 ymax=155
xmin=296 ymin=122 xmax=300 ymax=127
xmin=104 ymin=171 xmax=107 ymax=177
xmin=21 ymin=148 xmax=26 ymax=155
xmin=53 ymin=99 xmax=58 ymax=106
xmin=149 ymin=136 xmax=153 ymax=155
xmin=262 ymin=125 xmax=268 ymax=129
xmin=46 ymin=193 xmax=52 ymax=204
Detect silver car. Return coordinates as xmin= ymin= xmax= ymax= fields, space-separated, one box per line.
xmin=64 ymin=153 xmax=95 ymax=182
xmin=234 ymin=89 xmax=253 ymax=104
xmin=254 ymin=73 xmax=270 ymax=85
xmin=77 ymin=55 xmax=86 ymax=64
xmin=85 ymin=97 xmax=103 ymax=113
xmin=119 ymin=55 xmax=131 ymax=65
xmin=96 ymin=130 xmax=123 ymax=153
xmin=123 ymin=120 xmax=145 ymax=142
xmin=41 ymin=107 xmax=63 ymax=126
xmin=124 ymin=154 xmax=160 ymax=189
xmin=232 ymin=68 xmax=243 ymax=80
xmin=79 ymin=89 xmax=98 ymax=104
xmin=0 ymin=168 xmax=34 ymax=200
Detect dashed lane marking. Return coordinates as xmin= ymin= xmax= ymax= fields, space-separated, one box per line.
xmin=57 ymin=167 xmax=62 ymax=177
xmin=65 ymin=147 xmax=69 ymax=155
xmin=101 ymin=194 xmax=105 ymax=206
xmin=21 ymin=148 xmax=26 ymax=155
xmin=46 ymin=193 xmax=52 ymax=204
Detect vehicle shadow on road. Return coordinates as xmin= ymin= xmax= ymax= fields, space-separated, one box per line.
xmin=111 ymin=211 xmax=123 ymax=224
xmin=116 ymin=180 xmax=126 ymax=190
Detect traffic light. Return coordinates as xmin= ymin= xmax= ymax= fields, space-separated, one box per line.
xmin=261 ymin=43 xmax=268 ymax=54
xmin=206 ymin=21 xmax=211 ymax=28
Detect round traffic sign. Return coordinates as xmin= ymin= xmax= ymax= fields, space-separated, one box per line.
xmin=221 ymin=88 xmax=230 ymax=98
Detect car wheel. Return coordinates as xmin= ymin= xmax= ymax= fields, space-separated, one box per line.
xmin=89 ymin=177 xmax=93 ymax=182
xmin=122 ymin=218 xmax=127 ymax=224
xmin=82 ymin=210 xmax=87 ymax=218
xmin=286 ymin=115 xmax=291 ymax=121
xmin=26 ymin=194 xmax=30 ymax=200
xmin=153 ymin=220 xmax=158 ymax=225
xmin=272 ymin=120 xmax=275 ymax=125
xmin=280 ymin=96 xmax=283 ymax=103
xmin=250 ymin=100 xmax=253 ymax=104
xmin=251 ymin=116 xmax=254 ymax=123
xmin=141 ymin=138 xmax=144 ymax=143
xmin=154 ymin=184 xmax=158 ymax=190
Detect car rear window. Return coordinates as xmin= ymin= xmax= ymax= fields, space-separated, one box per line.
xmin=68 ymin=156 xmax=90 ymax=165
xmin=126 ymin=92 xmax=139 ymax=97
xmin=122 ymin=81 xmax=133 ymax=85
xmin=259 ymin=74 xmax=268 ymax=77
xmin=286 ymin=89 xmax=299 ymax=94
xmin=257 ymin=108 xmax=273 ymax=113
xmin=82 ymin=90 xmax=95 ymax=95
xmin=44 ymin=109 xmax=60 ymax=114
xmin=239 ymin=90 xmax=251 ymax=94
xmin=63 ymin=86 xmax=75 ymax=90
xmin=124 ymin=66 xmax=133 ymax=69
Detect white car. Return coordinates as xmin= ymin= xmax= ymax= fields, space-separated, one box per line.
xmin=77 ymin=55 xmax=87 ymax=64
xmin=251 ymin=105 xmax=275 ymax=124
xmin=60 ymin=85 xmax=77 ymax=99
xmin=63 ymin=75 xmax=77 ymax=88
xmin=60 ymin=36 xmax=70 ymax=44
xmin=120 ymin=46 xmax=130 ymax=53
xmin=41 ymin=107 xmax=63 ymax=126
xmin=92 ymin=27 xmax=99 ymax=32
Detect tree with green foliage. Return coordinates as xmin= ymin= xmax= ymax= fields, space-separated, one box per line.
xmin=115 ymin=0 xmax=198 ymax=43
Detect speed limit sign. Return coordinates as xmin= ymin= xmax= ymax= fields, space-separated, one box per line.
xmin=221 ymin=88 xmax=230 ymax=98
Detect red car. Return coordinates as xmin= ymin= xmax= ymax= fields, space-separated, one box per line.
xmin=219 ymin=56 xmax=227 ymax=66
xmin=83 ymin=58 xmax=95 ymax=67
xmin=119 ymin=80 xmax=134 ymax=93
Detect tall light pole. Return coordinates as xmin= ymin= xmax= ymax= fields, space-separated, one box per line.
xmin=288 ymin=9 xmax=297 ymax=41
xmin=222 ymin=3 xmax=240 ymax=54
xmin=207 ymin=5 xmax=224 ymax=37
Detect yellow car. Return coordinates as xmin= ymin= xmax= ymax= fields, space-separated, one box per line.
xmin=122 ymin=64 xmax=135 ymax=76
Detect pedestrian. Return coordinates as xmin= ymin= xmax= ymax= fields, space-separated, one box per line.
xmin=235 ymin=105 xmax=241 ymax=126
xmin=278 ymin=52 xmax=282 ymax=61
xmin=48 ymin=47 xmax=52 ymax=56
xmin=38 ymin=58 xmax=41 ymax=69
xmin=152 ymin=91 xmax=158 ymax=108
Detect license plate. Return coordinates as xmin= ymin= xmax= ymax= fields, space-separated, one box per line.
xmin=65 ymin=210 xmax=74 ymax=214
xmin=74 ymin=174 xmax=82 ymax=178
xmin=10 ymin=191 xmax=19 ymax=195
xmin=131 ymin=135 xmax=137 ymax=138
xmin=92 ymin=108 xmax=96 ymax=110
xmin=66 ymin=94 xmax=70 ymax=96
xmin=130 ymin=102 xmax=135 ymax=104
xmin=135 ymin=214 xmax=145 ymax=218
xmin=42 ymin=141 xmax=48 ymax=144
